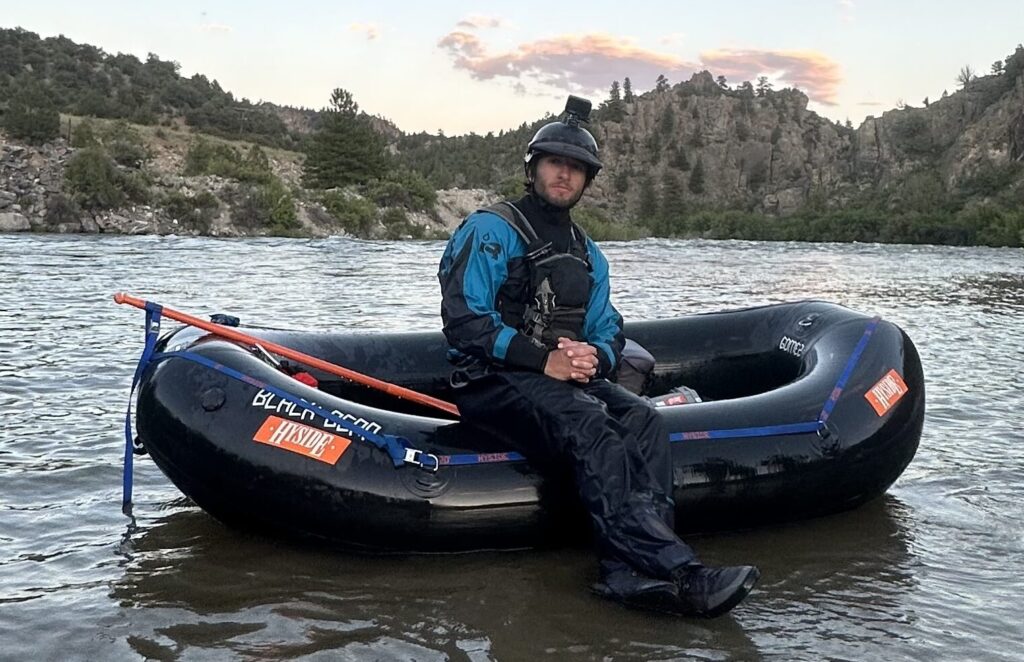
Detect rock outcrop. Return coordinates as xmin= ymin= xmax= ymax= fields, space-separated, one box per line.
xmin=582 ymin=63 xmax=1024 ymax=218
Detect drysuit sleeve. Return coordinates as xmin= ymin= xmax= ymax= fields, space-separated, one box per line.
xmin=438 ymin=212 xmax=550 ymax=372
xmin=582 ymin=239 xmax=625 ymax=378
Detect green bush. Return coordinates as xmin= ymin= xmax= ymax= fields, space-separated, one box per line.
xmin=364 ymin=167 xmax=437 ymax=211
xmin=184 ymin=137 xmax=272 ymax=183
xmin=70 ymin=119 xmax=149 ymax=166
xmin=64 ymin=147 xmax=126 ymax=209
xmin=957 ymin=161 xmax=1022 ymax=200
xmin=120 ymin=170 xmax=152 ymax=204
xmin=2 ymin=76 xmax=60 ymax=144
xmin=895 ymin=170 xmax=948 ymax=212
xmin=380 ymin=207 xmax=425 ymax=240
xmin=496 ymin=175 xmax=523 ymax=199
xmin=161 ymin=190 xmax=220 ymax=233
xmin=889 ymin=113 xmax=937 ymax=157
xmin=103 ymin=120 xmax=149 ymax=167
xmin=259 ymin=178 xmax=297 ymax=233
xmin=70 ymin=119 xmax=100 ymax=148
xmin=230 ymin=178 xmax=297 ymax=233
xmin=574 ymin=206 xmax=646 ymax=241
xmin=321 ymin=191 xmax=377 ymax=236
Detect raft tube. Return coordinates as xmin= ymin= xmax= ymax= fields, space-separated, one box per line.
xmin=135 ymin=300 xmax=924 ymax=552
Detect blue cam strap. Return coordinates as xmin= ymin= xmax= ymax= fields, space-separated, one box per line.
xmin=151 ymin=350 xmax=438 ymax=471
xmin=123 ymin=314 xmax=882 ymax=475
xmin=818 ymin=317 xmax=879 ymax=423
xmin=666 ymin=316 xmax=882 ymax=444
xmin=123 ymin=302 xmax=163 ymax=508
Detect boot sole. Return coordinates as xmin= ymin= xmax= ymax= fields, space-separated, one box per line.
xmin=591 ymin=582 xmax=682 ymax=614
xmin=700 ymin=566 xmax=760 ymax=618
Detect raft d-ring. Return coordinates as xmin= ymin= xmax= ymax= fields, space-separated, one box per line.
xmin=815 ymin=420 xmax=842 ymax=456
xmin=404 ymin=448 xmax=440 ymax=473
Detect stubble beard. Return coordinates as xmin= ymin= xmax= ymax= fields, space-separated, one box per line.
xmin=535 ymin=179 xmax=584 ymax=209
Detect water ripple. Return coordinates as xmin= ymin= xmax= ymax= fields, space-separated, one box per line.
xmin=1 ymin=234 xmax=1022 ymax=660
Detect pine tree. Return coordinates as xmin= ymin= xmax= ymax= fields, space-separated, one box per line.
xmin=716 ymin=75 xmax=728 ymax=89
xmin=3 ymin=76 xmax=60 ymax=144
xmin=610 ymin=81 xmax=622 ymax=102
xmin=623 ymin=77 xmax=634 ymax=103
xmin=599 ymin=81 xmax=626 ymax=121
xmin=659 ymin=170 xmax=687 ymax=233
xmin=302 ymin=88 xmax=388 ymax=188
xmin=755 ymin=76 xmax=773 ymax=97
xmin=669 ymin=145 xmax=690 ymax=171
xmin=688 ymin=157 xmax=706 ymax=194
xmin=659 ymin=105 xmax=675 ymax=136
xmin=638 ymin=175 xmax=658 ymax=221
xmin=655 ymin=74 xmax=669 ymax=92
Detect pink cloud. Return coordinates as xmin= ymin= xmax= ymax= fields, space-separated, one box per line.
xmin=438 ymin=31 xmax=695 ymax=93
xmin=438 ymin=32 xmax=842 ymax=105
xmin=700 ymin=49 xmax=842 ymax=104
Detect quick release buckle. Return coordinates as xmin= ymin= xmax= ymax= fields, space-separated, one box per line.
xmin=403 ymin=448 xmax=440 ymax=473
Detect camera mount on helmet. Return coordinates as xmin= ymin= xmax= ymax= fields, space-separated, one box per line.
xmin=524 ymin=95 xmax=603 ymax=180
xmin=563 ymin=95 xmax=592 ymax=128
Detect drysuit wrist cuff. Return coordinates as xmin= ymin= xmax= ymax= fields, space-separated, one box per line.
xmin=504 ymin=334 xmax=549 ymax=372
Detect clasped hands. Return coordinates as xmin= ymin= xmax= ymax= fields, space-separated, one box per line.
xmin=544 ymin=336 xmax=599 ymax=383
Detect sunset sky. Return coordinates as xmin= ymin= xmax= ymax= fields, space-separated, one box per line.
xmin=5 ymin=1 xmax=1022 ymax=135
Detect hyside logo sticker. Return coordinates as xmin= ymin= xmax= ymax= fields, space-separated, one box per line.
xmin=865 ymin=369 xmax=909 ymax=416
xmin=253 ymin=415 xmax=351 ymax=465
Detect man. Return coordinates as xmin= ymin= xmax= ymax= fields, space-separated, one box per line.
xmin=437 ymin=96 xmax=759 ymax=617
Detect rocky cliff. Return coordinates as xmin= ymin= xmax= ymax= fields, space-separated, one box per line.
xmin=582 ymin=60 xmax=1024 ymax=219
xmin=2 ymin=42 xmax=1021 ymax=240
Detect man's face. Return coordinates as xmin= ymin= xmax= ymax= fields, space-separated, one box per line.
xmin=532 ymin=154 xmax=588 ymax=209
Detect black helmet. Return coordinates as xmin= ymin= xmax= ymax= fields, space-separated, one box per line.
xmin=525 ymin=96 xmax=603 ymax=179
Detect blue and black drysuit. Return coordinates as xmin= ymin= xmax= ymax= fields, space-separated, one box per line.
xmin=438 ymin=195 xmax=699 ymax=585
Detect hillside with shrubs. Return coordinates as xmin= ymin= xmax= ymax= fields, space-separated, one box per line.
xmin=1 ymin=26 xmax=1022 ymax=246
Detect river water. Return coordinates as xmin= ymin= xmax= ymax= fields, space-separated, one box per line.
xmin=1 ymin=234 xmax=1022 ymax=661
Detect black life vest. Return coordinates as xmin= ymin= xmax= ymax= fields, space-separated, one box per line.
xmin=481 ymin=202 xmax=593 ymax=349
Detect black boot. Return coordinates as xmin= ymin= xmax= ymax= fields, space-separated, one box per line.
xmin=670 ymin=564 xmax=760 ymax=618
xmin=591 ymin=559 xmax=680 ymax=613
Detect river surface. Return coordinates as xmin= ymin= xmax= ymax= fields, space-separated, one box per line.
xmin=1 ymin=234 xmax=1022 ymax=661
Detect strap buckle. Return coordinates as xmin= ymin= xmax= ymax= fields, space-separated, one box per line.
xmin=252 ymin=343 xmax=282 ymax=369
xmin=403 ymin=448 xmax=440 ymax=473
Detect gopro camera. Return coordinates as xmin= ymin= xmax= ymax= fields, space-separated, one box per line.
xmin=564 ymin=95 xmax=592 ymax=127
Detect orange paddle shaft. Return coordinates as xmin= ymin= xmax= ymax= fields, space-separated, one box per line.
xmin=113 ymin=292 xmax=460 ymax=417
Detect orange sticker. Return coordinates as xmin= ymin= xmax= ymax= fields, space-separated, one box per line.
xmin=253 ymin=415 xmax=351 ymax=465
xmin=864 ymin=369 xmax=909 ymax=416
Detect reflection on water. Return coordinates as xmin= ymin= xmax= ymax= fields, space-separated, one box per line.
xmin=108 ymin=498 xmax=918 ymax=660
xmin=1 ymin=235 xmax=1023 ymax=660
xmin=953 ymin=272 xmax=1024 ymax=312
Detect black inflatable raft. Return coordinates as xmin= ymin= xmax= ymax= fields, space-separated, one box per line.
xmin=133 ymin=300 xmax=924 ymax=552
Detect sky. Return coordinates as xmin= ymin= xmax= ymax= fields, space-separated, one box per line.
xmin=4 ymin=1 xmax=1023 ymax=135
